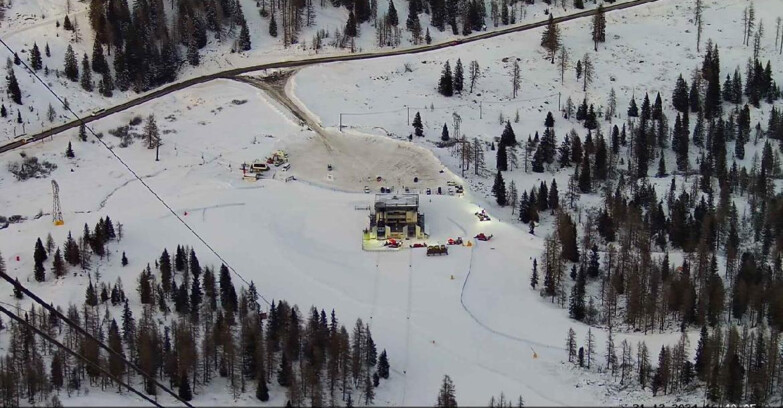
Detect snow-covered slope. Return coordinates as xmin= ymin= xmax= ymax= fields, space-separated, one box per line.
xmin=0 ymin=0 xmax=618 ymax=142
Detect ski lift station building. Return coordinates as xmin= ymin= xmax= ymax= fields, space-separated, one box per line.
xmin=368 ymin=194 xmax=425 ymax=240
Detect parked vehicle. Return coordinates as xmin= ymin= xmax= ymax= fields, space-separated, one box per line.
xmin=447 ymin=237 xmax=463 ymax=245
xmin=410 ymin=242 xmax=428 ymax=248
xmin=426 ymin=188 xmax=432 ymax=195
xmin=426 ymin=245 xmax=448 ymax=256
xmin=364 ymin=186 xmax=371 ymax=193
xmin=474 ymin=233 xmax=493 ymax=241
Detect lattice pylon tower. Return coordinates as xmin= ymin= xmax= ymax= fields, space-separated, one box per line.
xmin=52 ymin=180 xmax=64 ymax=226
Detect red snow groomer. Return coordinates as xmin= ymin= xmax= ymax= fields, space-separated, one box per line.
xmin=474 ymin=233 xmax=493 ymax=241
xmin=410 ymin=242 xmax=428 ymax=248
xmin=384 ymin=239 xmax=402 ymax=248
xmin=447 ymin=237 xmax=463 ymax=245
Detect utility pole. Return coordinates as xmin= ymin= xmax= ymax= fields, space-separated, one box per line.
xmin=558 ymin=92 xmax=561 ymax=111
xmin=339 ymin=113 xmax=343 ymax=132
xmin=155 ymin=142 xmax=160 ymax=161
xmin=407 ymin=106 xmax=410 ymax=125
xmin=479 ymin=101 xmax=483 ymax=119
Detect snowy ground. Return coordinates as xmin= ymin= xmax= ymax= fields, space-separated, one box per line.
xmin=0 ymin=0 xmax=621 ymax=142
xmin=0 ymin=73 xmax=695 ymax=406
xmin=3 ymin=0 xmax=783 ymax=405
xmin=291 ymin=0 xmax=783 ymax=210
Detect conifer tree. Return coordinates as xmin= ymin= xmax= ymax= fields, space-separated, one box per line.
xmin=238 ymin=21 xmax=252 ymax=51
xmin=30 ymin=43 xmax=43 ymax=71
xmin=65 ymin=141 xmax=75 ymax=158
xmin=178 ymin=372 xmax=193 ymax=401
xmin=7 ymin=68 xmax=22 ymax=105
xmin=269 ymin=13 xmax=278 ymax=37
xmin=496 ymin=143 xmax=508 ymax=171
xmin=121 ymin=251 xmax=128 ymax=266
xmin=64 ymin=45 xmax=79 ymax=82
xmin=530 ymin=258 xmax=539 ymax=288
xmin=541 ymin=14 xmax=561 ymax=63
xmin=387 ymin=0 xmax=399 ymax=26
xmin=80 ymin=54 xmax=93 ymax=91
xmin=627 ymin=97 xmax=639 ymax=118
xmin=436 ymin=375 xmax=458 ymax=407
xmin=85 ymin=280 xmax=98 ymax=306
xmin=52 ymin=248 xmax=66 ymax=278
xmin=441 ymin=123 xmax=450 ymax=141
xmin=568 ymin=268 xmax=586 ymax=321
xmin=578 ymin=154 xmax=591 ymax=193
xmin=591 ymin=4 xmax=606 ymax=51
xmin=438 ymin=61 xmax=453 ymax=96
xmin=500 ymin=121 xmax=517 ymax=147
xmin=345 ymin=11 xmax=357 ymax=37
xmin=453 ymin=59 xmax=464 ymax=93
xmin=256 ymin=375 xmax=269 ymax=401
xmin=413 ymin=112 xmax=424 ymax=136
xmin=673 ymin=74 xmax=689 ymax=113
xmin=378 ymin=349 xmax=390 ymax=379
xmin=34 ymin=238 xmax=47 ymax=282
xmin=492 ymin=170 xmax=507 ymax=206
xmin=0 ymin=105 xmax=6 ymax=117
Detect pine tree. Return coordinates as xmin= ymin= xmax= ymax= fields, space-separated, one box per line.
xmin=45 ymin=43 xmax=51 ymax=57
xmin=567 ymin=328 xmax=577 ymax=363
xmin=591 ymin=4 xmax=606 ymax=51
xmin=65 ymin=141 xmax=75 ymax=158
xmin=269 ymin=13 xmax=278 ymax=37
xmin=34 ymin=238 xmax=47 ymax=282
xmin=345 ymin=10 xmax=357 ymax=37
xmin=425 ymin=27 xmax=432 ymax=44
xmin=0 ymin=105 xmax=6 ymax=117
xmin=80 ymin=54 xmax=93 ymax=91
xmin=121 ymin=251 xmax=128 ymax=266
xmin=568 ymin=268 xmax=586 ymax=321
xmin=238 ymin=20 xmax=252 ymax=51
xmin=436 ymin=375 xmax=458 ymax=407
xmin=187 ymin=37 xmax=200 ymax=66
xmin=85 ymin=280 xmax=98 ymax=306
xmin=500 ymin=121 xmax=517 ymax=147
xmin=14 ymin=277 xmax=23 ymax=299
xmin=30 ymin=43 xmax=43 ymax=71
xmin=672 ymin=74 xmax=689 ymax=113
xmin=441 ymin=123 xmax=450 ymax=141
xmin=256 ymin=375 xmax=269 ymax=401
xmin=387 ymin=0 xmax=399 ymax=26
xmin=7 ymin=68 xmax=22 ymax=105
xmin=378 ymin=349 xmax=390 ymax=379
xmin=178 ymin=372 xmax=193 ymax=401
xmin=52 ymin=248 xmax=66 ymax=278
xmin=578 ymin=154 xmax=591 ymax=193
xmin=540 ymin=14 xmax=561 ymax=63
xmin=64 ymin=45 xmax=79 ymax=82
xmin=627 ymin=97 xmax=639 ymax=117
xmin=413 ymin=112 xmax=424 ymax=136
xmin=656 ymin=155 xmax=667 ymax=177
xmin=453 ymin=59 xmax=464 ymax=93
xmin=496 ymin=143 xmax=508 ymax=172
xmin=438 ymin=61 xmax=453 ymax=96
xmin=530 ymin=259 xmax=539 ymax=288
xmin=492 ymin=170 xmax=507 ymax=206
xmin=363 ymin=374 xmax=375 ymax=404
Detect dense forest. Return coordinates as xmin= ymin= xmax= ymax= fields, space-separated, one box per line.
xmin=0 ymin=216 xmax=391 ymax=406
